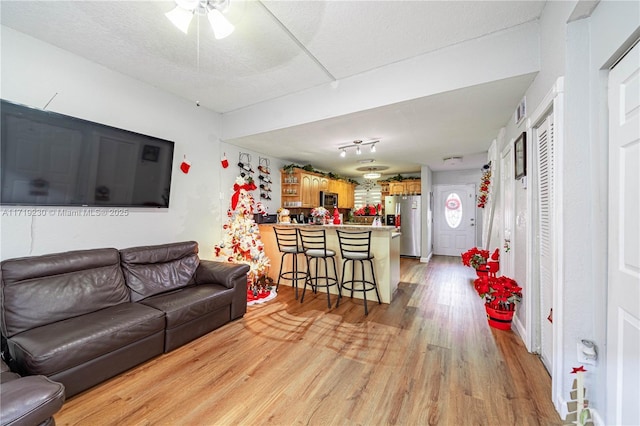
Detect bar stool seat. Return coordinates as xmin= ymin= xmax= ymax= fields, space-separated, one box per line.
xmin=336 ymin=230 xmax=381 ymax=315
xmin=273 ymin=227 xmax=308 ymax=299
xmin=298 ymin=228 xmax=340 ymax=308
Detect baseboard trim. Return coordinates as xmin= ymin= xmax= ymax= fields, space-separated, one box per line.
xmin=555 ymin=395 xmax=604 ymax=425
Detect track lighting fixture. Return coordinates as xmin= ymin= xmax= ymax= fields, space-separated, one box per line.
xmin=337 ymin=139 xmax=380 ymax=157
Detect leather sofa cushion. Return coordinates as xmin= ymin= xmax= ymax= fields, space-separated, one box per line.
xmin=0 ymin=248 xmax=129 ymax=337
xmin=7 ymin=303 xmax=164 ymax=377
xmin=139 ymin=284 xmax=234 ymax=329
xmin=0 ymin=375 xmax=65 ymax=426
xmin=120 ymin=241 xmax=200 ymax=302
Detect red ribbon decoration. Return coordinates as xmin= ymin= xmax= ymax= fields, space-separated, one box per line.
xmin=231 ymin=181 xmax=257 ymax=210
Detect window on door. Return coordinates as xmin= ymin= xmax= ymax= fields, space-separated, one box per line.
xmin=445 ymin=192 xmax=463 ymax=229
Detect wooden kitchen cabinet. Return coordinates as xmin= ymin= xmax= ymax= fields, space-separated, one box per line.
xmin=388 ymin=182 xmax=406 ymax=195
xmin=300 ymin=173 xmax=314 ymax=207
xmin=405 ymin=180 xmax=421 ymax=194
xmin=327 ymin=179 xmax=355 ymax=209
xmin=281 ymin=169 xmax=302 ymax=207
xmin=281 ymin=167 xmax=355 ymax=209
xmin=387 ymin=179 xmax=421 ymax=195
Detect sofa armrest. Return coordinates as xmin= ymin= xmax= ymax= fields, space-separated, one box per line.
xmin=0 ymin=375 xmax=65 ymax=426
xmin=195 ymin=261 xmax=249 ymax=319
xmin=194 ymin=260 xmax=250 ymax=289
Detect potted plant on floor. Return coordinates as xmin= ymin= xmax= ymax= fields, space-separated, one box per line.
xmin=461 ymin=247 xmax=499 ymax=278
xmin=473 ymin=275 xmax=523 ymax=330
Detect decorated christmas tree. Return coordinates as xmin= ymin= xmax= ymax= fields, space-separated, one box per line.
xmin=214 ymin=176 xmax=272 ymax=300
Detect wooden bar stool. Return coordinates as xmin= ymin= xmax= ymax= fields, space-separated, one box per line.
xmin=336 ymin=230 xmax=381 ymax=315
xmin=273 ymin=227 xmax=308 ymax=299
xmin=298 ymin=228 xmax=340 ymax=308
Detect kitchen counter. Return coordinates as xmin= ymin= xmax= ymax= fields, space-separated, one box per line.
xmin=258 ymin=223 xmax=401 ymax=304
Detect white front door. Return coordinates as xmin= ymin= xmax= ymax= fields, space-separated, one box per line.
xmin=433 ymin=184 xmax=476 ymax=256
xmin=606 ymin=41 xmax=640 ymax=426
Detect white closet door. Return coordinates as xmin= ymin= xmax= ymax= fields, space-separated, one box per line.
xmin=536 ymin=113 xmax=554 ymax=373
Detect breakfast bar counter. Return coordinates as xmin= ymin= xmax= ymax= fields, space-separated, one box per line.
xmin=258 ymin=223 xmax=401 ymax=303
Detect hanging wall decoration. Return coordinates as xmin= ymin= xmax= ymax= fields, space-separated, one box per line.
xmin=258 ymin=157 xmax=272 ymax=201
xmin=237 ymin=152 xmax=254 ymax=179
xmin=477 ymin=162 xmax=492 ymax=208
xmin=180 ymin=155 xmax=191 ymax=174
xmin=221 ymin=152 xmax=229 ymax=168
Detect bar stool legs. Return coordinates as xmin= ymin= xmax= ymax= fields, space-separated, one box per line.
xmin=301 ymin=254 xmax=339 ymax=308
xmin=337 ymin=258 xmax=381 ymax=315
xmin=336 ymin=230 xmax=381 ymax=315
xmin=298 ymin=228 xmax=340 ymax=309
xmin=276 ymin=250 xmax=307 ymax=299
xmin=274 ymin=227 xmax=308 ymax=299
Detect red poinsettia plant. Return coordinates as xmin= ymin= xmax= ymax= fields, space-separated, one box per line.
xmin=473 ymin=275 xmax=522 ymax=311
xmin=461 ymin=247 xmax=500 ymax=270
xmin=353 ymin=204 xmax=380 ymax=216
xmin=461 ymin=247 xmax=490 ymax=269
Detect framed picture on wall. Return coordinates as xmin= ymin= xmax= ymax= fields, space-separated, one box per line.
xmin=514 ymin=132 xmax=526 ymax=179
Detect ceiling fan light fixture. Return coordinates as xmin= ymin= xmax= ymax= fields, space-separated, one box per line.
xmin=340 ymin=149 xmax=346 ymax=158
xmin=356 ymin=146 xmax=361 ymax=155
xmin=363 ymin=172 xmax=381 ymax=179
xmin=207 ymin=8 xmax=234 ymax=39
xmin=370 ymin=143 xmax=376 ymax=153
xmin=166 ymin=0 xmax=234 ymax=38
xmin=165 ymin=6 xmax=194 ymax=34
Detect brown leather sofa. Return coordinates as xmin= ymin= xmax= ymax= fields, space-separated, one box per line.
xmin=0 ymin=241 xmax=249 ymax=402
xmin=0 ymin=359 xmax=65 ymax=426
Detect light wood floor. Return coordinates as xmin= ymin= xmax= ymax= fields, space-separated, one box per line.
xmin=55 ymin=256 xmax=562 ymax=425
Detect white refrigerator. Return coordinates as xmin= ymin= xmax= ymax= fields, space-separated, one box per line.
xmin=385 ymin=195 xmax=421 ymax=257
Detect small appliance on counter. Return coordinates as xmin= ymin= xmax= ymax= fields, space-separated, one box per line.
xmin=319 ymin=191 xmax=338 ymax=209
xmin=253 ymin=213 xmax=277 ymax=224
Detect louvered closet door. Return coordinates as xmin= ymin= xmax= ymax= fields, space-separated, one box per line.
xmin=536 ymin=113 xmax=554 ymax=373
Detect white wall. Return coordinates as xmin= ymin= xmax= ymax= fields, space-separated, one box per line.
xmin=491 ymin=0 xmax=640 ymax=421
xmin=564 ymin=2 xmax=639 ymax=422
xmin=0 ymin=27 xmax=224 ymax=260
xmin=421 ymin=166 xmax=433 ymax=261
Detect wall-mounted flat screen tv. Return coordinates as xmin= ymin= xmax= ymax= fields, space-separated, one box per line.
xmin=1 ymin=99 xmax=174 ymax=208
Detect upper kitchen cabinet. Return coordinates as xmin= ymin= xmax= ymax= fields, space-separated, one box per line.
xmin=383 ymin=179 xmax=421 ymax=196
xmin=281 ymin=167 xmax=355 ymax=209
xmin=329 ymin=179 xmax=356 ymax=209
xmin=282 ymin=168 xmax=302 ymax=208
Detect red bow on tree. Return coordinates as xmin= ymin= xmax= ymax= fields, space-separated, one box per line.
xmin=231 ymin=181 xmax=257 ymax=210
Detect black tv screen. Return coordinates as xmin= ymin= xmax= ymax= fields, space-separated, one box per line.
xmin=1 ymin=99 xmax=174 ymax=208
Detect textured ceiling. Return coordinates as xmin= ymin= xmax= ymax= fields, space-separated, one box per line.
xmin=0 ymin=0 xmax=547 ymax=176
